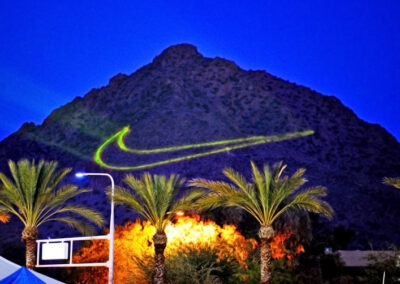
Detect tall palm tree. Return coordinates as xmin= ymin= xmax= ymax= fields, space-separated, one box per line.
xmin=189 ymin=161 xmax=333 ymax=284
xmin=383 ymin=177 xmax=400 ymax=189
xmin=0 ymin=159 xmax=104 ymax=269
xmin=109 ymin=172 xmax=205 ymax=284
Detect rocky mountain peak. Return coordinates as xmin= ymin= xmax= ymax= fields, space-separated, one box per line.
xmin=109 ymin=73 xmax=128 ymax=86
xmin=153 ymin=43 xmax=203 ymax=67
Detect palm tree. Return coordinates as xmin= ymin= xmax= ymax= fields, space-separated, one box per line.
xmin=109 ymin=172 xmax=205 ymax=284
xmin=0 ymin=159 xmax=104 ymax=269
xmin=383 ymin=177 xmax=400 ymax=189
xmin=189 ymin=161 xmax=333 ymax=284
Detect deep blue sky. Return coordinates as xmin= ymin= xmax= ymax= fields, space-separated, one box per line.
xmin=0 ymin=1 xmax=399 ymax=141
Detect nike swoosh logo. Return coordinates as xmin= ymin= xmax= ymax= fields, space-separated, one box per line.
xmin=94 ymin=126 xmax=314 ymax=170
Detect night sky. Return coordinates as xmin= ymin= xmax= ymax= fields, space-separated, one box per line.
xmin=0 ymin=1 xmax=399 ymax=141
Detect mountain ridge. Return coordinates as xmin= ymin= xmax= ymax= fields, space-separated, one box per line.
xmin=0 ymin=43 xmax=399 ymax=250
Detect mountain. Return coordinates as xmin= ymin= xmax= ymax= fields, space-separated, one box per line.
xmin=0 ymin=44 xmax=399 ymax=251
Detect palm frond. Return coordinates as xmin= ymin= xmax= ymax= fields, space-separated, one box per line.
xmin=192 ymin=192 xmax=231 ymax=211
xmin=287 ymin=198 xmax=334 ymax=220
xmin=0 ymin=159 xmax=102 ymax=233
xmin=35 ymin=160 xmax=54 ymax=194
xmin=189 ymin=179 xmax=241 ymax=196
xmin=276 ymin=186 xmax=334 ymax=221
xmin=169 ymin=188 xmax=207 ymax=215
xmin=124 ymin=174 xmax=158 ymax=222
xmin=47 ymin=166 xmax=71 ymax=190
xmin=191 ymin=161 xmax=333 ymax=228
xmin=112 ymin=172 xmax=191 ymax=232
xmin=298 ymin=186 xmax=329 ymax=197
xmin=383 ymin=177 xmax=400 ymax=189
xmin=286 ymin=168 xmax=307 ymax=194
xmin=272 ymin=161 xmax=286 ymax=182
xmin=38 ymin=205 xmax=104 ymax=227
xmin=265 ymin=163 xmax=303 ymax=223
xmin=47 ymin=186 xmax=90 ymax=209
xmin=109 ymin=185 xmax=153 ymax=222
xmin=251 ymin=161 xmax=267 ymax=220
xmin=0 ymin=195 xmax=26 ymax=224
xmin=0 ymin=172 xmax=26 ymax=210
xmin=223 ymin=167 xmax=262 ymax=216
xmin=223 ymin=168 xmax=251 ymax=195
xmin=47 ymin=217 xmax=96 ymax=235
xmin=190 ymin=177 xmax=265 ymax=224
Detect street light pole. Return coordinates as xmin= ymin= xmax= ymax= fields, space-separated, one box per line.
xmin=76 ymin=172 xmax=115 ymax=284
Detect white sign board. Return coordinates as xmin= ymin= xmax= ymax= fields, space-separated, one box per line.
xmin=42 ymin=242 xmax=69 ymax=260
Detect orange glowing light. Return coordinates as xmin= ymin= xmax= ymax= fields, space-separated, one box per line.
xmin=71 ymin=215 xmax=304 ymax=283
xmin=0 ymin=214 xmax=9 ymax=223
xmin=175 ymin=210 xmax=184 ymax=216
xmin=72 ymin=215 xmax=257 ymax=283
xmin=270 ymin=231 xmax=305 ymax=260
xmin=296 ymin=244 xmax=305 ymax=253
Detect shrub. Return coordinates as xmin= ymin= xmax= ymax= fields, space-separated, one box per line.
xmin=362 ymin=246 xmax=400 ymax=283
xmin=132 ymin=246 xmax=240 ymax=284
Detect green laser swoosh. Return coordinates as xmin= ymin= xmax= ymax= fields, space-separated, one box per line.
xmin=94 ymin=126 xmax=314 ymax=170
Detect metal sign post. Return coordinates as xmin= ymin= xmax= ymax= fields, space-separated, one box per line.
xmin=36 ymin=235 xmax=111 ymax=268
xmin=36 ymin=173 xmax=115 ymax=284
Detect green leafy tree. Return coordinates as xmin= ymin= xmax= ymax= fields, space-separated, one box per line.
xmin=190 ymin=161 xmax=334 ymax=284
xmin=109 ymin=172 xmax=205 ymax=284
xmin=0 ymin=159 xmax=104 ymax=269
xmin=383 ymin=177 xmax=400 ymax=189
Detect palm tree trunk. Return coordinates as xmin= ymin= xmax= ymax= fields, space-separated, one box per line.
xmin=153 ymin=231 xmax=167 ymax=284
xmin=260 ymin=238 xmax=272 ymax=284
xmin=22 ymin=226 xmax=38 ymax=269
xmin=259 ymin=226 xmax=274 ymax=284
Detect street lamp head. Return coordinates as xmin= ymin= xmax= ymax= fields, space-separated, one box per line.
xmin=75 ymin=172 xmax=86 ymax=178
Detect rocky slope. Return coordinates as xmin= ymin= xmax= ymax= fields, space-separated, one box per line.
xmin=0 ymin=44 xmax=399 ymax=251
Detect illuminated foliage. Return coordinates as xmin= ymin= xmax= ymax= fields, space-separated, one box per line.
xmin=71 ymin=215 xmax=306 ymax=283
xmin=0 ymin=213 xmax=9 ymax=223
xmin=94 ymin=126 xmax=314 ymax=170
xmin=270 ymin=232 xmax=305 ymax=260
xmin=72 ymin=215 xmax=254 ymax=283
